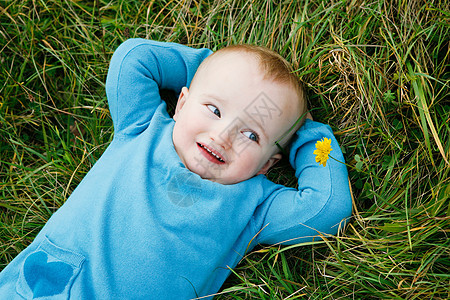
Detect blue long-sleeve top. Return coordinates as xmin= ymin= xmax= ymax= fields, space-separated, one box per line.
xmin=0 ymin=39 xmax=352 ymax=299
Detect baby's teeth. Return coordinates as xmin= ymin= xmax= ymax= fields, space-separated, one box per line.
xmin=201 ymin=144 xmax=224 ymax=162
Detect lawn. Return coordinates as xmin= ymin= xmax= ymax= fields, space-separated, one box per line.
xmin=0 ymin=0 xmax=449 ymax=299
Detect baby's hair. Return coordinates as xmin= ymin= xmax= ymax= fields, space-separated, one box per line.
xmin=217 ymin=45 xmax=304 ymax=100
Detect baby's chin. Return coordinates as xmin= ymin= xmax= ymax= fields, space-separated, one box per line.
xmin=192 ymin=169 xmax=255 ymax=185
xmin=201 ymin=176 xmax=241 ymax=185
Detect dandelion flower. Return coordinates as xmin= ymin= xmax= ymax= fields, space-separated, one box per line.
xmin=314 ymin=137 xmax=332 ymax=167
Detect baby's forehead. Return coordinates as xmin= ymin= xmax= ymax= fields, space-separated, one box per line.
xmin=190 ymin=51 xmax=264 ymax=89
xmin=209 ymin=52 xmax=258 ymax=71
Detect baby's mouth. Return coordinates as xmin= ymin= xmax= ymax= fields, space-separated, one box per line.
xmin=197 ymin=143 xmax=226 ymax=164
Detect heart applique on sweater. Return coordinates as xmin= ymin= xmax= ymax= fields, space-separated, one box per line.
xmin=24 ymin=251 xmax=74 ymax=298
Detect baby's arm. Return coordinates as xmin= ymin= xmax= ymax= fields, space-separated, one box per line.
xmin=106 ymin=39 xmax=212 ymax=136
xmin=255 ymin=119 xmax=352 ymax=245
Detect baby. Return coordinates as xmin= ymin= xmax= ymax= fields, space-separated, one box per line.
xmin=0 ymin=39 xmax=352 ymax=299
xmin=172 ymin=44 xmax=306 ymax=185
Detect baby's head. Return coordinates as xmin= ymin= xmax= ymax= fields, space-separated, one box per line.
xmin=172 ymin=44 xmax=307 ymax=184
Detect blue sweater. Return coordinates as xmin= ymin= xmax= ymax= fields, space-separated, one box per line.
xmin=0 ymin=39 xmax=352 ymax=299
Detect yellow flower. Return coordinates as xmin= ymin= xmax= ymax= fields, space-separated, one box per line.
xmin=314 ymin=137 xmax=332 ymax=167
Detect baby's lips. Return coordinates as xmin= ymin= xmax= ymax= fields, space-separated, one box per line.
xmin=198 ymin=141 xmax=228 ymax=163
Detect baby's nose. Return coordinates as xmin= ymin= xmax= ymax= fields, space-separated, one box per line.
xmin=210 ymin=123 xmax=237 ymax=150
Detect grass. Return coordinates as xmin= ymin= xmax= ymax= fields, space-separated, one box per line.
xmin=1 ymin=0 xmax=449 ymax=298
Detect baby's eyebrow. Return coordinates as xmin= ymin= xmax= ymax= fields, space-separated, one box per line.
xmin=202 ymin=93 xmax=226 ymax=104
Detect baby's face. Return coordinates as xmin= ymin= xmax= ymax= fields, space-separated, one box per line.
xmin=172 ymin=52 xmax=301 ymax=185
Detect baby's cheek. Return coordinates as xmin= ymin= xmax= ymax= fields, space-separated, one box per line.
xmin=237 ymin=152 xmax=261 ymax=173
xmin=230 ymin=135 xmax=253 ymax=156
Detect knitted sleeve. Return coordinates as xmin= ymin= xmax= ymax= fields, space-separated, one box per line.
xmin=255 ymin=119 xmax=352 ymax=245
xmin=105 ymin=38 xmax=212 ymax=136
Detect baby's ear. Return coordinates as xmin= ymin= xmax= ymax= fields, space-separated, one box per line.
xmin=173 ymin=87 xmax=189 ymax=121
xmin=256 ymin=153 xmax=282 ymax=175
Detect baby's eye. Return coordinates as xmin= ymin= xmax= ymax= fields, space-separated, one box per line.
xmin=207 ymin=104 xmax=221 ymax=117
xmin=242 ymin=131 xmax=259 ymax=142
